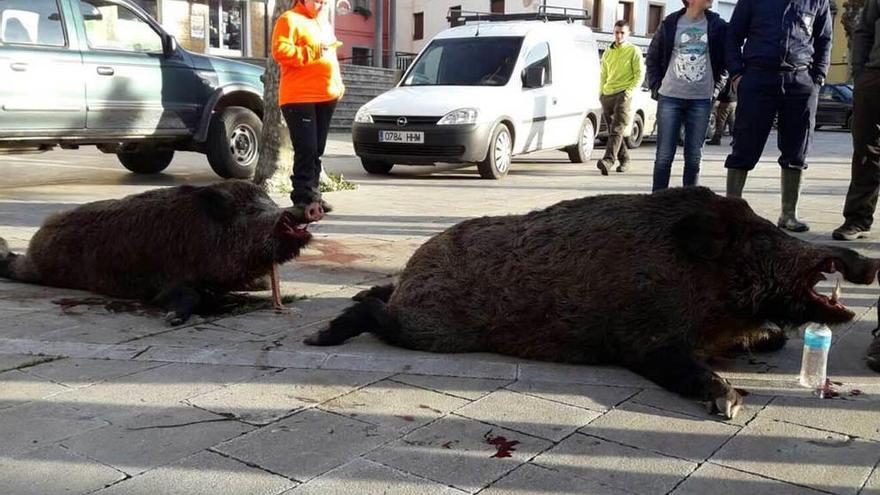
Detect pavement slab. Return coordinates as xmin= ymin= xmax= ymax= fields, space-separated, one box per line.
xmin=288 ymin=458 xmax=464 ymax=495
xmin=480 ymin=463 xmax=637 ymax=495
xmin=711 ymin=417 xmax=880 ymax=495
xmin=390 ymin=374 xmax=512 ymax=401
xmin=580 ymin=402 xmax=740 ymax=461
xmin=187 ymin=368 xmax=390 ymax=425
xmin=532 ymin=433 xmax=697 ymax=495
xmin=0 ymin=354 xmax=56 ymax=372
xmin=0 ymin=402 xmax=108 ymax=455
xmin=626 ymin=388 xmax=773 ymax=427
xmin=760 ymin=394 xmax=880 ymax=441
xmin=61 ymin=405 xmax=254 ymax=475
xmin=91 ymin=450 xmax=297 ymax=495
xmin=318 ymin=379 xmax=470 ymax=433
xmin=0 ymin=368 xmax=70 ymax=410
xmin=455 ymin=389 xmax=600 ymax=442
xmin=22 ymin=357 xmax=163 ymax=388
xmin=506 ymin=380 xmax=640 ymax=412
xmin=0 ymin=445 xmax=125 ymax=495
xmin=366 ymin=416 xmax=553 ymax=493
xmin=669 ymin=462 xmax=827 ymax=494
xmin=215 ymin=408 xmax=396 ymax=482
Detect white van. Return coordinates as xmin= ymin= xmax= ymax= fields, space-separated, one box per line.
xmin=351 ymin=18 xmax=601 ymax=179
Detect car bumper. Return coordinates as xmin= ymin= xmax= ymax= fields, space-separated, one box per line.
xmin=352 ymin=121 xmax=494 ymax=165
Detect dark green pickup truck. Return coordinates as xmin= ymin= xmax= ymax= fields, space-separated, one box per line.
xmin=0 ymin=0 xmax=265 ymax=178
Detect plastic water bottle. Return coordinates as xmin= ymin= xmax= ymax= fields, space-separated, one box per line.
xmin=798 ymin=323 xmax=832 ymax=396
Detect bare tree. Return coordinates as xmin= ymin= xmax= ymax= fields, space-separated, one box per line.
xmin=254 ymin=1 xmax=340 ymax=195
xmin=253 ymin=0 xmax=294 ymax=193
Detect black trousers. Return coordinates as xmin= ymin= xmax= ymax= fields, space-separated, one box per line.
xmin=281 ymin=100 xmax=337 ymax=205
xmin=724 ymin=69 xmax=819 ymax=171
xmin=842 ymin=69 xmax=880 ymax=229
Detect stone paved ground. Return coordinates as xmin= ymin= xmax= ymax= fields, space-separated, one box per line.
xmin=1 ymin=130 xmax=879 ymax=494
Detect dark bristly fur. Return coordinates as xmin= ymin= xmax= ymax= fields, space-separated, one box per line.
xmin=0 ymin=180 xmax=313 ymax=324
xmin=308 ymin=187 xmax=880 ymax=415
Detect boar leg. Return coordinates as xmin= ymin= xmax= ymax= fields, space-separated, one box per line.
xmin=153 ymin=285 xmax=202 ymax=326
xmin=626 ymin=343 xmax=743 ymax=420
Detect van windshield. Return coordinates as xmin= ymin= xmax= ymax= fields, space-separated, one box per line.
xmin=402 ymin=36 xmax=524 ymax=86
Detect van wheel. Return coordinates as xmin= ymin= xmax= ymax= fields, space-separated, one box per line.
xmin=117 ymin=150 xmax=174 ymax=174
xmin=478 ymin=123 xmax=512 ymax=179
xmin=361 ymin=159 xmax=394 ymax=174
xmin=206 ymin=106 xmax=262 ymax=179
xmin=567 ymin=117 xmax=595 ymax=163
xmin=624 ymin=113 xmax=644 ymax=149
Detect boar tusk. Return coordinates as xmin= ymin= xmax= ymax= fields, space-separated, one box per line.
xmin=271 ymin=264 xmax=283 ymax=311
xmin=831 ymin=277 xmax=842 ymax=303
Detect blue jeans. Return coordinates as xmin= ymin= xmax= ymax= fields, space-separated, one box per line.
xmin=652 ymin=96 xmax=713 ymax=192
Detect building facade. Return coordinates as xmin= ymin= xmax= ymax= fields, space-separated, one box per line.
xmin=393 ymin=0 xmax=739 ymax=56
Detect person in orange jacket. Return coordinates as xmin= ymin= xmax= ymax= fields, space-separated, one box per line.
xmin=272 ymin=0 xmax=345 ymax=219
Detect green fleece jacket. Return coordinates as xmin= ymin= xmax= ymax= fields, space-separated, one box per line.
xmin=600 ymin=42 xmax=643 ymax=95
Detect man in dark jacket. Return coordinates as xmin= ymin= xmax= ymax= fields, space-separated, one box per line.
xmin=724 ymin=0 xmax=833 ymax=233
xmin=645 ymin=0 xmax=727 ymax=191
xmin=834 ymin=0 xmax=880 ymax=242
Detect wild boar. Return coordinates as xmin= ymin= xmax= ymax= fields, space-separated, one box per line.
xmin=305 ymin=187 xmax=879 ymax=419
xmin=0 ymin=180 xmax=316 ymax=325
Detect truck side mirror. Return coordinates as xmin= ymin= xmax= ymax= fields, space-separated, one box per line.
xmin=523 ymin=65 xmax=545 ymax=89
xmin=163 ymin=34 xmax=178 ymax=57
xmin=81 ymin=4 xmax=103 ymax=21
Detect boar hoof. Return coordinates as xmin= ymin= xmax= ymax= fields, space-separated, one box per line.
xmin=705 ymin=377 xmax=743 ymax=420
xmin=165 ymin=311 xmax=187 ymax=326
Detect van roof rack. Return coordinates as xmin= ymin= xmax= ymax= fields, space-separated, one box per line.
xmin=446 ymin=5 xmax=591 ymax=25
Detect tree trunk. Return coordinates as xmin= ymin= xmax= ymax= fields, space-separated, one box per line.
xmin=253 ymin=1 xmax=334 ymax=196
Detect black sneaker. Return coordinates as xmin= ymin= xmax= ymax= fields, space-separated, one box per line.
xmin=596 ymin=159 xmax=610 ymax=176
xmin=832 ymin=224 xmax=871 ymax=241
xmin=320 ymin=200 xmax=334 ymax=213
xmin=707 ymin=138 xmax=721 ymax=146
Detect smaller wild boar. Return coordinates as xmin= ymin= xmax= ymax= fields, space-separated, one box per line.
xmin=0 ymin=180 xmax=315 ymax=325
xmin=306 ymin=187 xmax=880 ymax=419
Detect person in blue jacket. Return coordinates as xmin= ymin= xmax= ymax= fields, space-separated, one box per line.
xmin=724 ymin=0 xmax=833 ymax=232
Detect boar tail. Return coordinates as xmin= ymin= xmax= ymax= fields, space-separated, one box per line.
xmin=304 ymin=297 xmax=402 ymax=347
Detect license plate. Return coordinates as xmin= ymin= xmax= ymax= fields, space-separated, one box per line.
xmin=379 ymin=130 xmax=424 ymax=144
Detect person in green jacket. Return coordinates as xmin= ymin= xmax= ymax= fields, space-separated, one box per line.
xmin=597 ymin=20 xmax=643 ymax=175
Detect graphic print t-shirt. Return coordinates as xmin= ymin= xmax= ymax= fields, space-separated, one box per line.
xmin=659 ymin=15 xmax=714 ymax=100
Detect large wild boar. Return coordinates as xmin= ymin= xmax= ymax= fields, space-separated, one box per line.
xmin=306 ymin=187 xmax=879 ymax=419
xmin=0 ymin=180 xmax=315 ymax=325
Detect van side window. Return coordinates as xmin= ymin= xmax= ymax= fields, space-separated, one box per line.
xmin=524 ymin=42 xmax=551 ymax=84
xmin=79 ymin=0 xmax=162 ymax=53
xmin=0 ymin=0 xmax=66 ymax=47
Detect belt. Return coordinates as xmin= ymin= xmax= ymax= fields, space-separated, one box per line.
xmin=747 ymin=63 xmax=809 ymax=73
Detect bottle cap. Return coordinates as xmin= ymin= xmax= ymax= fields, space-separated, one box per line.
xmin=804 ymin=325 xmax=832 ymax=349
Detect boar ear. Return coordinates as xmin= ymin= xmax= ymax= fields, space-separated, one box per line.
xmin=672 ymin=212 xmax=730 ymax=260
xmin=193 ymin=187 xmax=235 ymax=222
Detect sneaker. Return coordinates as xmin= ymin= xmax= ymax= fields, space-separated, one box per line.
xmin=832 ymin=223 xmax=871 ymax=241
xmin=707 ymin=138 xmax=721 ymax=146
xmin=867 ymin=328 xmax=880 ymax=373
xmin=320 ymin=199 xmax=334 ymax=213
xmin=596 ymin=159 xmax=610 ymax=176
xmin=616 ymin=162 xmax=629 ymax=173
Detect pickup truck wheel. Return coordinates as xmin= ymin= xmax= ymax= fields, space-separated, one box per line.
xmin=361 ymin=159 xmax=394 ymax=174
xmin=117 ymin=150 xmax=174 ymax=174
xmin=207 ymin=106 xmax=262 ymax=179
xmin=478 ymin=123 xmax=512 ymax=179
xmin=567 ymin=117 xmax=595 ymax=163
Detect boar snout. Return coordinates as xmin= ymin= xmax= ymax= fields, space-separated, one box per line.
xmin=827 ymin=247 xmax=880 ymax=285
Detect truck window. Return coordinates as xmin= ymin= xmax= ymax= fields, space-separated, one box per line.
xmin=79 ymin=0 xmax=162 ymax=53
xmin=524 ymin=42 xmax=551 ymax=84
xmin=402 ymin=36 xmax=524 ymax=87
xmin=0 ymin=0 xmax=66 ymax=46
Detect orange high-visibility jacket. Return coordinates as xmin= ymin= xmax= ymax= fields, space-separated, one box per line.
xmin=272 ymin=4 xmax=345 ymax=105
